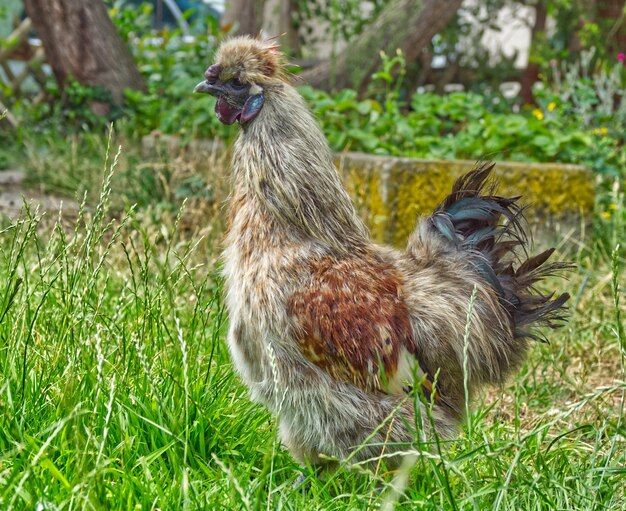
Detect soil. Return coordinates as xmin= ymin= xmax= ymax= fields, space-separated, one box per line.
xmin=0 ymin=169 xmax=78 ymax=220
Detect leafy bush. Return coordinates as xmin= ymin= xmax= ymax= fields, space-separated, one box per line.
xmin=116 ymin=4 xmax=231 ymax=141
xmin=533 ymin=49 xmax=626 ymax=176
xmin=293 ymin=49 xmax=625 ymax=176
xmin=300 ymin=86 xmax=623 ymax=176
xmin=1 ymin=1 xmax=230 ymax=140
xmin=122 ymin=37 xmax=624 ymax=176
xmin=122 ymin=28 xmax=230 ymax=142
xmin=3 ymin=3 xmax=624 ymax=179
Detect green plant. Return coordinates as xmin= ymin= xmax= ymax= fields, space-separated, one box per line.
xmin=291 ymin=47 xmax=625 ymax=177
xmin=536 ymin=1 xmax=626 ymax=73
xmin=1 ymin=1 xmax=229 ymax=142
xmin=532 ymin=49 xmax=626 ymax=176
xmin=299 ymin=83 xmax=615 ymax=172
xmin=107 ymin=0 xmax=153 ymax=41
xmin=114 ymin=2 xmax=230 ymax=141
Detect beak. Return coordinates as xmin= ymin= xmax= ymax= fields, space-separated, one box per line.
xmin=194 ymin=80 xmax=219 ymax=95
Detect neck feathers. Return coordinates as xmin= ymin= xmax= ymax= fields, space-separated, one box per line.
xmin=231 ymin=84 xmax=369 ymax=252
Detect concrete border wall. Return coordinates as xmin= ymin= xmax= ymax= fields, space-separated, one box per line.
xmin=338 ymin=153 xmax=593 ymax=247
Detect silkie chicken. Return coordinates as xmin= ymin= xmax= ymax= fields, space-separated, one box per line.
xmin=194 ymin=37 xmax=570 ymax=471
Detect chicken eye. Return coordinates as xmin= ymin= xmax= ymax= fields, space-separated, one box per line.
xmin=231 ymin=78 xmax=246 ymax=89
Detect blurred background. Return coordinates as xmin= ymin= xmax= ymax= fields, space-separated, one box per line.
xmin=0 ymin=0 xmax=624 ymax=225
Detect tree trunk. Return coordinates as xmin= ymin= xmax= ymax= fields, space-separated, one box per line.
xmin=597 ymin=0 xmax=626 ymax=54
xmin=299 ymin=0 xmax=463 ymax=94
xmin=262 ymin=0 xmax=300 ymax=54
xmin=221 ymin=0 xmax=267 ymax=36
xmin=520 ymin=1 xmax=547 ymax=105
xmin=23 ymin=0 xmax=144 ymax=106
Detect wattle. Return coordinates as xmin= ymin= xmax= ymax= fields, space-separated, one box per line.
xmin=216 ymin=97 xmax=241 ymax=125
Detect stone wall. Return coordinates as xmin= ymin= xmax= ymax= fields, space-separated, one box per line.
xmin=337 ymin=153 xmax=594 ymax=247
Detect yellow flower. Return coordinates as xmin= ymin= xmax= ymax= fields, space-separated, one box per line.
xmin=548 ymin=102 xmax=557 ymax=111
xmin=601 ymin=211 xmax=611 ymax=220
xmin=592 ymin=127 xmax=608 ymax=135
xmin=609 ymin=203 xmax=618 ymax=210
xmin=532 ymin=109 xmax=544 ymax=120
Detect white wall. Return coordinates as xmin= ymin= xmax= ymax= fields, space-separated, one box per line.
xmin=461 ymin=0 xmax=535 ymax=68
xmin=293 ymin=0 xmax=536 ymax=69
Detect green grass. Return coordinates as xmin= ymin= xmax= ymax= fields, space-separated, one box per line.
xmin=1 ymin=134 xmax=625 ymax=510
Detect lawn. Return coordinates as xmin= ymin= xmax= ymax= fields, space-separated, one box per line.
xmin=0 ymin=131 xmax=625 ymax=510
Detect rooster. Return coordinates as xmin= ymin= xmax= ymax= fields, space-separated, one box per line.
xmin=194 ymin=37 xmax=570 ymax=470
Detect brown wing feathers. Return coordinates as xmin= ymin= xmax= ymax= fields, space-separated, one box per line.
xmin=287 ymin=254 xmax=409 ymax=392
xmin=286 ymin=253 xmax=446 ymax=406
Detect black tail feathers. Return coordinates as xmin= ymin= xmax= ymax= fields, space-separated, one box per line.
xmin=429 ymin=161 xmax=571 ymax=341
